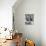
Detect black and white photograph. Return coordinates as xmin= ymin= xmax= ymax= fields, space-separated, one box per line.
xmin=25 ymin=14 xmax=34 ymax=25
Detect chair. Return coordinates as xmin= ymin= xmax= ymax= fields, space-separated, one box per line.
xmin=13 ymin=33 xmax=23 ymax=46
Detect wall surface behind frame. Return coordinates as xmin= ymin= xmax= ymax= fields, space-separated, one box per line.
xmin=13 ymin=0 xmax=41 ymax=46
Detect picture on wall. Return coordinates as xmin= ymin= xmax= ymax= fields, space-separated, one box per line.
xmin=25 ymin=14 xmax=34 ymax=25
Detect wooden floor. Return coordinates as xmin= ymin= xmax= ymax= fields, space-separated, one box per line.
xmin=0 ymin=39 xmax=16 ymax=46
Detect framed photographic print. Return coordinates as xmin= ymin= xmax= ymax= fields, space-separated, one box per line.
xmin=25 ymin=14 xmax=34 ymax=25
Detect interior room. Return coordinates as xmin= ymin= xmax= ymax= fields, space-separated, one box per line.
xmin=0 ymin=0 xmax=46 ymax=46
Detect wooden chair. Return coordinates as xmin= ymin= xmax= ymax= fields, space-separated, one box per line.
xmin=13 ymin=33 xmax=23 ymax=46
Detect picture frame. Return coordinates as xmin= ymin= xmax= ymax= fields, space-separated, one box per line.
xmin=25 ymin=14 xmax=34 ymax=25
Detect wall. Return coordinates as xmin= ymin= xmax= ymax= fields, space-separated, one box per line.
xmin=0 ymin=0 xmax=16 ymax=30
xmin=13 ymin=0 xmax=41 ymax=46
xmin=41 ymin=0 xmax=46 ymax=46
xmin=0 ymin=0 xmax=17 ymax=38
